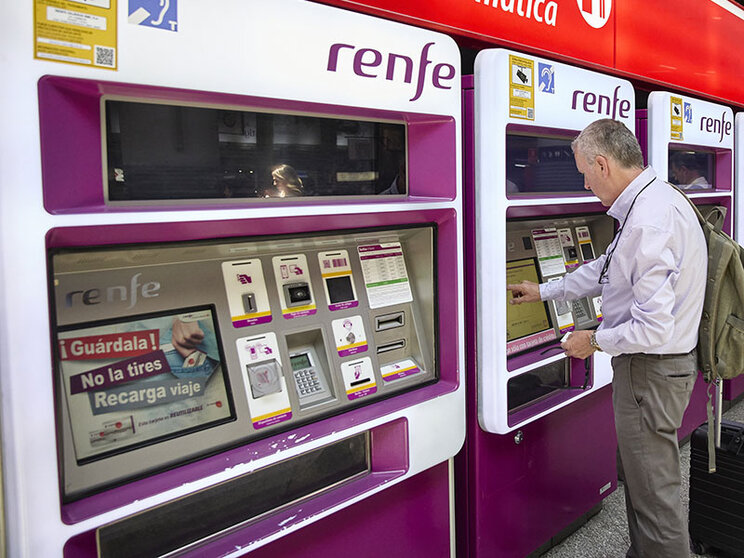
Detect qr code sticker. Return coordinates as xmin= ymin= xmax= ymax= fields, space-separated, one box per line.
xmin=94 ymin=45 xmax=116 ymax=68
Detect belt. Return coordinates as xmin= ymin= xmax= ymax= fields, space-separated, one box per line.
xmin=630 ymin=351 xmax=694 ymax=360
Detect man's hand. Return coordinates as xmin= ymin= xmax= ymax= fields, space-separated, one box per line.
xmin=561 ymin=329 xmax=595 ymax=359
xmin=506 ymin=280 xmax=542 ymax=304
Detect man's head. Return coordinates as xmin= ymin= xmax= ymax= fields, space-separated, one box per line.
xmin=571 ymin=119 xmax=644 ymax=206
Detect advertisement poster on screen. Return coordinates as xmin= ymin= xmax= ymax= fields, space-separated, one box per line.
xmin=57 ymin=306 xmax=234 ymax=461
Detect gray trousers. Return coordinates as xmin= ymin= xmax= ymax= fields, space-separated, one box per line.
xmin=611 ymin=352 xmax=697 ymax=558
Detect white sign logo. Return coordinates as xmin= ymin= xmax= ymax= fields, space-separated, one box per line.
xmin=577 ymin=0 xmax=611 ymax=29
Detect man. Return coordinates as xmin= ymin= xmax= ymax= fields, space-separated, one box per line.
xmin=507 ymin=119 xmax=706 ymax=557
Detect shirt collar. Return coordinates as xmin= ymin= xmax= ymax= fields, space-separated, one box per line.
xmin=607 ymin=166 xmax=657 ymax=222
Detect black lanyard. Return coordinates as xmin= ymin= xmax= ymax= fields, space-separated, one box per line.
xmin=598 ymin=178 xmax=655 ymax=285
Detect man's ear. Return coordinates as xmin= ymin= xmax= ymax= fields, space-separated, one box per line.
xmin=595 ymin=154 xmax=610 ymax=177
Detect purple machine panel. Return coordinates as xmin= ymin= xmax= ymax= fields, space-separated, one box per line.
xmin=456 ymin=76 xmax=618 ymax=557
xmin=42 ymin=75 xmax=462 ymax=556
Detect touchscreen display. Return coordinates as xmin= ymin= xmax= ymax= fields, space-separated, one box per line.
xmin=506 ymin=259 xmax=553 ymax=343
xmin=56 ymin=306 xmax=235 ymax=463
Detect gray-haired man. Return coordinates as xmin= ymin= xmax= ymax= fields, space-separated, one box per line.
xmin=508 ymin=119 xmax=706 ymax=557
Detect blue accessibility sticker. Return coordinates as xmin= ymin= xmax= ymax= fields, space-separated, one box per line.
xmin=128 ymin=0 xmax=178 ymax=32
xmin=684 ymin=102 xmax=693 ymax=124
xmin=538 ymin=63 xmax=555 ymax=94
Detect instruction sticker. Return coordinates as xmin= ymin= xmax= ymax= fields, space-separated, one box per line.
xmin=236 ymin=333 xmax=292 ymax=430
xmin=575 ymin=226 xmax=597 ymax=263
xmin=532 ymin=228 xmax=565 ymax=278
xmin=34 ymin=0 xmax=118 ymax=70
xmin=128 ymin=0 xmax=178 ymax=32
xmin=509 ymin=55 xmax=535 ymax=121
xmin=318 ymin=250 xmax=359 ymax=311
xmin=358 ymin=243 xmax=413 ymax=309
xmin=221 ymin=259 xmax=272 ymax=328
xmin=670 ymin=96 xmax=684 ymax=141
xmin=381 ymin=358 xmax=421 ymax=383
xmin=332 ymin=316 xmax=368 ymax=357
xmin=558 ymin=228 xmax=580 ymax=269
xmin=592 ymin=296 xmax=603 ymax=322
xmin=341 ymin=357 xmax=377 ymax=401
xmin=273 ymin=254 xmax=317 ymax=319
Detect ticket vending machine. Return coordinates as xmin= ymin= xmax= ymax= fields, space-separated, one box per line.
xmin=642 ymin=93 xmax=740 ymax=419
xmin=0 ymin=2 xmax=464 ymax=556
xmin=458 ymin=49 xmax=630 ymax=556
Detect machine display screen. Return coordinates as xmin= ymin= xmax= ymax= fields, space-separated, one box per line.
xmin=505 ymin=127 xmax=584 ymax=194
xmin=56 ymin=306 xmax=235 ymax=463
xmin=104 ymin=100 xmax=407 ymax=201
xmin=290 ymin=353 xmax=312 ymax=371
xmin=668 ymin=145 xmax=718 ymax=191
xmin=506 ymin=258 xmax=553 ymax=344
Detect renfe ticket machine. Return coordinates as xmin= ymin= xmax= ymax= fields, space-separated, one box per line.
xmin=0 ymin=2 xmax=464 ymax=556
xmin=641 ymin=93 xmax=740 ymax=422
xmin=458 ymin=49 xmax=634 ymax=556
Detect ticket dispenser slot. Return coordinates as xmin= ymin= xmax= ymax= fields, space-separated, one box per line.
xmin=286 ymin=329 xmax=334 ymax=408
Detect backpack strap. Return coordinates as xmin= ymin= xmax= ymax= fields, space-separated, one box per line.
xmin=668 ymin=182 xmax=725 ymax=473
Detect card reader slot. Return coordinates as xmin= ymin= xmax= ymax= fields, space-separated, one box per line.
xmin=376 ymin=339 xmax=406 ymax=354
xmin=375 ymin=311 xmax=405 ymax=331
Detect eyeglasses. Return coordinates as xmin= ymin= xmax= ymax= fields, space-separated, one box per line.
xmin=597 ymin=178 xmax=655 ymax=285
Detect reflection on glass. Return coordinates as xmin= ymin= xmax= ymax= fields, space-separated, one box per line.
xmin=505 ymin=129 xmax=584 ymax=194
xmin=105 ymin=101 xmax=406 ymax=201
xmin=668 ymin=147 xmax=715 ymax=191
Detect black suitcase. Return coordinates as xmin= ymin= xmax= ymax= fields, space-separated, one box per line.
xmin=689 ymin=420 xmax=744 ymax=557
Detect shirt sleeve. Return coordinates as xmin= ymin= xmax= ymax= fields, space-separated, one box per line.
xmin=594 ymin=224 xmax=678 ymax=356
xmin=538 ymin=255 xmax=606 ymax=301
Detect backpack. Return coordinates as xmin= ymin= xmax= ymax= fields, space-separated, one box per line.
xmin=674 ymin=184 xmax=744 ymax=472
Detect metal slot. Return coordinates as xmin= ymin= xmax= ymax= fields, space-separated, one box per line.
xmin=376 ymin=340 xmax=406 ymax=354
xmin=375 ymin=311 xmax=405 ymax=331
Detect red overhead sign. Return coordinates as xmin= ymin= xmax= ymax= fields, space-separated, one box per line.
xmin=317 ymin=0 xmax=744 ymax=107
xmin=315 ymin=0 xmax=615 ymax=68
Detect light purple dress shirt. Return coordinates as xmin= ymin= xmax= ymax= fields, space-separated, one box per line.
xmin=539 ymin=167 xmax=707 ymax=357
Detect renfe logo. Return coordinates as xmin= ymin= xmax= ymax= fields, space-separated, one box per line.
xmin=327 ymin=42 xmax=456 ymax=102
xmin=65 ymin=273 xmax=161 ymax=309
xmin=700 ymin=111 xmax=732 ymax=142
xmin=571 ymin=85 xmax=630 ymax=119
xmin=577 ymin=0 xmax=612 ymax=29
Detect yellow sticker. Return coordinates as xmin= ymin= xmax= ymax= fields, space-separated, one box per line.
xmin=670 ymin=96 xmax=684 ymax=141
xmin=509 ymin=55 xmax=535 ymax=121
xmin=34 ymin=0 xmax=117 ymax=70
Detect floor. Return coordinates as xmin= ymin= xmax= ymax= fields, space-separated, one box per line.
xmin=542 ymin=396 xmax=744 ymax=558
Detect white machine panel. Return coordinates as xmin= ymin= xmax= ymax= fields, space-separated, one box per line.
xmin=648 ymin=91 xmax=733 ymax=192
xmin=474 ymin=48 xmax=634 ymax=433
xmin=0 ymin=2 xmax=464 ymax=556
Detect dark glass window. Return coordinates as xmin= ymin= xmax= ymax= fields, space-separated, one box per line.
xmin=507 ymin=359 xmax=568 ymax=412
xmin=668 ymin=145 xmax=716 ymax=191
xmin=105 ymin=100 xmax=407 ymax=201
xmin=505 ymin=128 xmax=584 ymax=195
